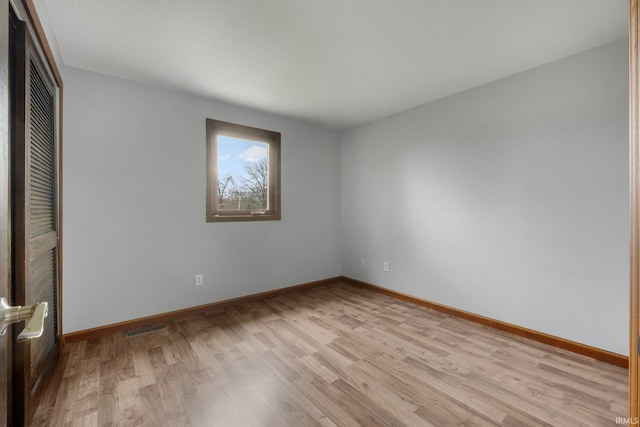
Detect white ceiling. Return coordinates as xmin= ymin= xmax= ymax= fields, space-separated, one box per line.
xmin=41 ymin=0 xmax=628 ymax=130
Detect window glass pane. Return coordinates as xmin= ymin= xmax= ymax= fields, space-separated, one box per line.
xmin=217 ymin=135 xmax=269 ymax=211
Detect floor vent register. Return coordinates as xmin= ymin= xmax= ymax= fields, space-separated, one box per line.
xmin=124 ymin=323 xmax=167 ymax=339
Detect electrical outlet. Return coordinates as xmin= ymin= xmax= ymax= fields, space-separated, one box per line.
xmin=383 ymin=262 xmax=389 ymax=272
xmin=195 ymin=274 xmax=203 ymax=286
xmin=360 ymin=257 xmax=366 ymax=268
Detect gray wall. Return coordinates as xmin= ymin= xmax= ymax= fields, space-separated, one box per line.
xmin=341 ymin=40 xmax=629 ymax=355
xmin=64 ymin=39 xmax=629 ymax=355
xmin=62 ymin=66 xmax=342 ymax=333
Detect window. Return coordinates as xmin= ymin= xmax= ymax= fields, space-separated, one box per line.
xmin=206 ymin=119 xmax=281 ymax=222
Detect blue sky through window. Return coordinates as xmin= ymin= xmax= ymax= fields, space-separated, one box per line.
xmin=217 ymin=135 xmax=268 ymax=178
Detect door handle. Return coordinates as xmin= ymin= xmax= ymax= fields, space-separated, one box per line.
xmin=0 ymin=297 xmax=48 ymax=342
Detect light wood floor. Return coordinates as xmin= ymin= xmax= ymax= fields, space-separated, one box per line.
xmin=32 ymin=283 xmax=628 ymax=426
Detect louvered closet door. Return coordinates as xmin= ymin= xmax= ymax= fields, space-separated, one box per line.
xmin=11 ymin=18 xmax=60 ymax=424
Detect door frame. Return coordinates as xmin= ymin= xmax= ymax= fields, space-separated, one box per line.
xmin=630 ymin=0 xmax=640 ymax=420
xmin=0 ymin=0 xmax=11 ymax=424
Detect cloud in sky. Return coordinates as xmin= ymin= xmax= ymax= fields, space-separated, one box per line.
xmin=238 ymin=144 xmax=267 ymax=162
xmin=217 ymin=136 xmax=268 ymax=178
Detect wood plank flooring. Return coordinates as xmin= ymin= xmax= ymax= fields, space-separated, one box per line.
xmin=31 ymin=283 xmax=628 ymax=426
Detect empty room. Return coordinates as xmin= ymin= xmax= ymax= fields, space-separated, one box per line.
xmin=1 ymin=0 xmax=638 ymax=426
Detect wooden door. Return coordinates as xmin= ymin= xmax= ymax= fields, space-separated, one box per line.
xmin=10 ymin=11 xmax=60 ymax=426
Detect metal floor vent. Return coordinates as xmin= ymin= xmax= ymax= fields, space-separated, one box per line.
xmin=124 ymin=323 xmax=167 ymax=339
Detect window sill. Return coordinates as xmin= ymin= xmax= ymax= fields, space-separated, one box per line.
xmin=206 ymin=213 xmax=281 ymax=223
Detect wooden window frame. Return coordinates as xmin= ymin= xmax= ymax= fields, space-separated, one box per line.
xmin=206 ymin=119 xmax=281 ymax=222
